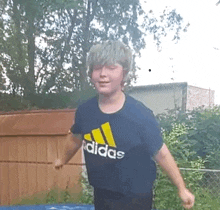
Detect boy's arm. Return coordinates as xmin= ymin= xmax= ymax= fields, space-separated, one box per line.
xmin=154 ymin=143 xmax=195 ymax=209
xmin=54 ymin=131 xmax=82 ymax=169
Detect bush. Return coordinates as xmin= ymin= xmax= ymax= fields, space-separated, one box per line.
xmin=153 ymin=123 xmax=205 ymax=210
xmin=157 ymin=106 xmax=220 ymax=169
xmin=78 ymin=169 xmax=94 ymax=204
xmin=14 ymin=187 xmax=79 ymax=206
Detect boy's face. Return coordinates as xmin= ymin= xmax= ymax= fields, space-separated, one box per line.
xmin=91 ymin=63 xmax=124 ymax=96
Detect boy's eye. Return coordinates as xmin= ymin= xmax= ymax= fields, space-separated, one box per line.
xmin=93 ymin=65 xmax=102 ymax=70
xmin=93 ymin=65 xmax=117 ymax=71
xmin=107 ymin=65 xmax=117 ymax=70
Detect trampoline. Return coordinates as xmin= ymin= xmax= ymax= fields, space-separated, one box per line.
xmin=0 ymin=205 xmax=161 ymax=210
xmin=0 ymin=204 xmax=94 ymax=210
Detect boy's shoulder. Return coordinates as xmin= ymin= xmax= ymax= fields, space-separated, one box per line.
xmin=76 ymin=95 xmax=97 ymax=111
xmin=126 ymin=94 xmax=153 ymax=114
xmin=122 ymin=94 xmax=154 ymax=120
xmin=126 ymin=95 xmax=158 ymax=125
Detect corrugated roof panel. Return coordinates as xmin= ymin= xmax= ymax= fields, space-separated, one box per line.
xmin=128 ymin=82 xmax=188 ymax=92
xmin=0 ymin=110 xmax=76 ymax=136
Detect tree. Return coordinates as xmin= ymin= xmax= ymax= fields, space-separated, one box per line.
xmin=0 ymin=0 xmax=189 ymax=110
xmin=0 ymin=0 xmax=47 ymax=98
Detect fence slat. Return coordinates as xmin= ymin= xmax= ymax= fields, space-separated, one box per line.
xmin=26 ymin=137 xmax=37 ymax=162
xmin=27 ymin=164 xmax=37 ymax=196
xmin=47 ymin=164 xmax=57 ymax=190
xmin=47 ymin=137 xmax=56 ymax=163
xmin=37 ymin=137 xmax=47 ymax=163
xmin=0 ymin=163 xmax=9 ymax=205
xmin=8 ymin=163 xmax=19 ymax=204
xmin=64 ymin=165 xmax=82 ymax=192
xmin=0 ymin=138 xmax=9 ymax=161
xmin=18 ymin=137 xmax=27 ymax=162
xmin=37 ymin=164 xmax=48 ymax=193
xmin=9 ymin=138 xmax=18 ymax=162
xmin=18 ymin=163 xmax=28 ymax=200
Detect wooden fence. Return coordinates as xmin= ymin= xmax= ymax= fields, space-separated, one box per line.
xmin=0 ymin=132 xmax=83 ymax=206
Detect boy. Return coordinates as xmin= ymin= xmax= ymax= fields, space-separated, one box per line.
xmin=55 ymin=40 xmax=195 ymax=209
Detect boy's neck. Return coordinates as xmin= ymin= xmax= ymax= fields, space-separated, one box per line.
xmin=98 ymin=91 xmax=125 ymax=106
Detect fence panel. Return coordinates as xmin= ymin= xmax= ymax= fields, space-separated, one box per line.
xmin=0 ymin=135 xmax=83 ymax=206
xmin=180 ymin=168 xmax=220 ymax=198
xmin=153 ymin=168 xmax=220 ymax=209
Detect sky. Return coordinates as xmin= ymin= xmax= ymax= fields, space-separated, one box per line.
xmin=135 ymin=0 xmax=220 ymax=104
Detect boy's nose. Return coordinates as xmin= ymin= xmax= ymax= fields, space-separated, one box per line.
xmin=100 ymin=66 xmax=108 ymax=76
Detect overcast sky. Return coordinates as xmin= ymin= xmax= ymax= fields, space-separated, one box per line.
xmin=135 ymin=0 xmax=220 ymax=104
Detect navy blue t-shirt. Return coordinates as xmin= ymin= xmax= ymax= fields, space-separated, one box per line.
xmin=71 ymin=94 xmax=163 ymax=196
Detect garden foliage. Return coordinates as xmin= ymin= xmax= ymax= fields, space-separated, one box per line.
xmin=157 ymin=106 xmax=220 ymax=169
xmin=153 ymin=123 xmax=205 ymax=210
xmin=154 ymin=106 xmax=220 ymax=209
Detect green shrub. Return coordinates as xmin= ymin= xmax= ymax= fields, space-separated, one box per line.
xmin=14 ymin=187 xmax=78 ymax=206
xmin=153 ymin=123 xmax=206 ymax=210
xmin=156 ymin=106 xmax=220 ymax=169
xmin=78 ymin=169 xmax=94 ymax=204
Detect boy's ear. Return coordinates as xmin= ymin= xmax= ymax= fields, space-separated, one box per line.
xmin=122 ymin=70 xmax=126 ymax=79
xmin=90 ymin=77 xmax=95 ymax=84
xmin=90 ymin=77 xmax=96 ymax=89
xmin=122 ymin=70 xmax=128 ymax=82
xmin=121 ymin=75 xmax=126 ymax=90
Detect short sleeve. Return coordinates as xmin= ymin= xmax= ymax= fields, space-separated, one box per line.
xmin=140 ymin=109 xmax=163 ymax=157
xmin=70 ymin=108 xmax=82 ymax=134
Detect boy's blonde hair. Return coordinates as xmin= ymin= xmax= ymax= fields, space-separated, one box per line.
xmin=87 ymin=40 xmax=133 ymax=89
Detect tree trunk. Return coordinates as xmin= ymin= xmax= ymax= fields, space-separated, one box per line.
xmin=25 ymin=1 xmax=36 ymax=98
xmin=80 ymin=0 xmax=97 ymax=91
xmin=12 ymin=0 xmax=26 ymax=94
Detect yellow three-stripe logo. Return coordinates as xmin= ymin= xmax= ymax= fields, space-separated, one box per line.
xmin=84 ymin=122 xmax=116 ymax=148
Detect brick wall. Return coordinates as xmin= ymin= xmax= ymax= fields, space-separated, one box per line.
xmin=186 ymin=85 xmax=215 ymax=110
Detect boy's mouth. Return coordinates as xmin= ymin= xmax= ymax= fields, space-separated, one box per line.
xmin=99 ymin=81 xmax=109 ymax=84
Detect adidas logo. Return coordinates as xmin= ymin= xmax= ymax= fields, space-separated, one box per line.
xmin=83 ymin=122 xmax=125 ymax=159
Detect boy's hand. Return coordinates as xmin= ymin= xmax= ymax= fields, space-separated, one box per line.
xmin=179 ymin=188 xmax=195 ymax=209
xmin=54 ymin=159 xmax=64 ymax=170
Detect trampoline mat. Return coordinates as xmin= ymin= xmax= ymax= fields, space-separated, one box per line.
xmin=0 ymin=204 xmax=95 ymax=210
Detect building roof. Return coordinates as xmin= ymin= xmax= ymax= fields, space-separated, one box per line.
xmin=0 ymin=109 xmax=76 ymax=136
xmin=128 ymin=82 xmax=188 ymax=92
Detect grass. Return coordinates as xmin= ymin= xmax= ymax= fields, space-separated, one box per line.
xmin=8 ymin=172 xmax=220 ymax=210
xmin=11 ymin=187 xmax=220 ymax=210
xmin=7 ymin=172 xmax=94 ymax=207
xmin=153 ymin=186 xmax=220 ymax=210
xmin=10 ymin=187 xmax=93 ymax=207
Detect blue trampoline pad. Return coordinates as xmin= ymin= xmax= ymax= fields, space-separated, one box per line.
xmin=0 ymin=204 xmax=95 ymax=210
